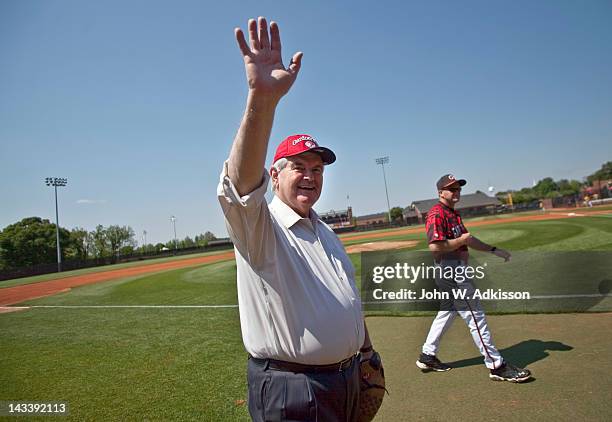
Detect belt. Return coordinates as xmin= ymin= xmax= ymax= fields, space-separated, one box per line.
xmin=249 ymin=354 xmax=358 ymax=373
xmin=435 ymin=259 xmax=468 ymax=266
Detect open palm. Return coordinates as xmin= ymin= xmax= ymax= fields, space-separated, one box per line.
xmin=235 ymin=17 xmax=303 ymax=101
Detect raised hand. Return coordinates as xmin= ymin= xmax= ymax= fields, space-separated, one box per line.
xmin=235 ymin=17 xmax=303 ymax=103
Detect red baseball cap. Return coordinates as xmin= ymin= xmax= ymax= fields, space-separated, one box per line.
xmin=436 ymin=174 xmax=467 ymax=190
xmin=272 ymin=134 xmax=336 ymax=165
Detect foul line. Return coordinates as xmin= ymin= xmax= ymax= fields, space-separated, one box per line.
xmin=362 ymin=293 xmax=612 ymax=305
xmin=2 ymin=294 xmax=610 ymax=310
xmin=11 ymin=305 xmax=239 ymax=309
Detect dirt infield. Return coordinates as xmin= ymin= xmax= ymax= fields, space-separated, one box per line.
xmin=1 ymin=209 xmax=609 ymax=307
xmin=0 ymin=251 xmax=234 ymax=306
xmin=345 ymin=240 xmax=418 ymax=253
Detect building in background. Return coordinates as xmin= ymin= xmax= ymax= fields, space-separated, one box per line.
xmin=355 ymin=212 xmax=389 ymax=228
xmin=319 ymin=207 xmax=354 ymax=230
xmin=405 ymin=191 xmax=501 ymax=224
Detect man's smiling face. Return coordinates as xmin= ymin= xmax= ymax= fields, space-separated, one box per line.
xmin=271 ymin=152 xmax=324 ymax=217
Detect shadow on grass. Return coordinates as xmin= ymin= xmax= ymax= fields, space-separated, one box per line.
xmin=447 ymin=339 xmax=573 ymax=369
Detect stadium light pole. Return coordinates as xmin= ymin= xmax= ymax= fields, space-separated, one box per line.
xmin=375 ymin=157 xmax=392 ymax=223
xmin=170 ymin=216 xmax=177 ymax=252
xmin=45 ymin=177 xmax=68 ymax=272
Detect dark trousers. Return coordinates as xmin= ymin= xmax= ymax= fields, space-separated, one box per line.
xmin=247 ymin=357 xmax=360 ymax=422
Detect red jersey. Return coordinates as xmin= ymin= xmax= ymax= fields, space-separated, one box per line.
xmin=426 ymin=202 xmax=468 ymax=259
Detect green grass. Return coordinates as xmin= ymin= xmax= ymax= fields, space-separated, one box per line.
xmin=0 ymin=307 xmax=249 ymax=421
xmin=1 ymin=215 xmax=611 ymax=420
xmin=0 ymin=248 xmax=233 ymax=289
xmin=369 ymin=313 xmax=612 ymax=421
xmin=19 ymin=260 xmax=239 ymax=307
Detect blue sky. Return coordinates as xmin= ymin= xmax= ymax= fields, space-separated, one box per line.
xmin=1 ymin=0 xmax=611 ymax=244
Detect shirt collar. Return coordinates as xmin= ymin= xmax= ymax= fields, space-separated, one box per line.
xmin=438 ymin=201 xmax=456 ymax=213
xmin=270 ymin=195 xmax=319 ymax=229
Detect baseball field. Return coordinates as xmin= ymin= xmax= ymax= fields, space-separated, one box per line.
xmin=1 ymin=208 xmax=611 ymax=421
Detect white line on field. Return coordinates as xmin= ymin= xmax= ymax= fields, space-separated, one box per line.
xmin=531 ymin=293 xmax=612 ymax=299
xmin=2 ymin=293 xmax=610 ymax=310
xmin=24 ymin=305 xmax=239 ymax=308
xmin=362 ymin=293 xmax=612 ymax=305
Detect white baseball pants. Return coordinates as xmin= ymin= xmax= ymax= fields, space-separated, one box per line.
xmin=421 ymin=261 xmax=503 ymax=370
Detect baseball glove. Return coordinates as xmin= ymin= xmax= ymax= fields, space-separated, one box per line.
xmin=358 ymin=351 xmax=388 ymax=422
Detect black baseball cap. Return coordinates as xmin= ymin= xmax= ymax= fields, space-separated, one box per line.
xmin=436 ymin=174 xmax=467 ymax=191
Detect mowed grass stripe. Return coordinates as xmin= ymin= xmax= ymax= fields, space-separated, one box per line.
xmin=14 ymin=260 xmax=239 ymax=307
xmin=0 ymin=248 xmax=235 ymax=289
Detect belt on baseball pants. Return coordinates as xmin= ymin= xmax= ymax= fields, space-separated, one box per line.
xmin=435 ymin=259 xmax=468 ymax=266
xmin=248 ymin=353 xmax=358 ymax=373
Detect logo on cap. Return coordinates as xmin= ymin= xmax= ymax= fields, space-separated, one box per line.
xmin=273 ymin=134 xmax=336 ymax=165
xmin=292 ymin=135 xmax=315 ymax=146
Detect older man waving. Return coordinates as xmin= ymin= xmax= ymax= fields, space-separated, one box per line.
xmin=217 ymin=17 xmax=377 ymax=422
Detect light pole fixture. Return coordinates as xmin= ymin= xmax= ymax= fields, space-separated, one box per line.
xmin=375 ymin=157 xmax=392 ymax=223
xmin=45 ymin=177 xmax=68 ymax=272
xmin=170 ymin=216 xmax=178 ymax=252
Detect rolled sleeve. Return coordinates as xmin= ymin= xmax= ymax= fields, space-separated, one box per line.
xmin=426 ymin=213 xmax=447 ymax=243
xmin=217 ymin=161 xmax=273 ymax=266
xmin=217 ymin=160 xmax=269 ymax=209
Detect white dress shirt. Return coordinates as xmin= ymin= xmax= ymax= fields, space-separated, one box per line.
xmin=217 ymin=162 xmax=364 ymax=365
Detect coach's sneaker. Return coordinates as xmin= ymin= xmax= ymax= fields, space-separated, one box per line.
xmin=416 ymin=353 xmax=452 ymax=372
xmin=489 ymin=362 xmax=531 ymax=383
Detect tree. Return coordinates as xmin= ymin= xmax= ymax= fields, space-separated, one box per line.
xmin=586 ymin=161 xmax=612 ymax=185
xmin=389 ymin=207 xmax=404 ymax=222
xmin=67 ymin=227 xmax=91 ymax=260
xmin=180 ymin=236 xmax=196 ymax=248
xmin=0 ymin=217 xmax=71 ymax=269
xmin=195 ymin=231 xmax=217 ymax=247
xmin=557 ymin=179 xmax=583 ymax=196
xmin=532 ymin=178 xmax=558 ymax=197
xmin=119 ymin=245 xmax=135 ymax=256
xmin=136 ymin=243 xmax=155 ymax=254
xmin=106 ymin=225 xmax=136 ymax=258
xmin=91 ymin=225 xmax=109 ymax=258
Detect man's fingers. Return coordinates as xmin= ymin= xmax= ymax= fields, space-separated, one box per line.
xmin=258 ymin=16 xmax=270 ymax=50
xmin=235 ymin=28 xmax=251 ymax=57
xmin=288 ymin=52 xmax=303 ymax=74
xmin=247 ymin=18 xmax=260 ymax=50
xmin=270 ymin=21 xmax=281 ymax=52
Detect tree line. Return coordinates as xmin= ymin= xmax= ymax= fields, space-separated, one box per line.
xmin=496 ymin=161 xmax=611 ymax=205
xmin=0 ymin=217 xmax=217 ymax=271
